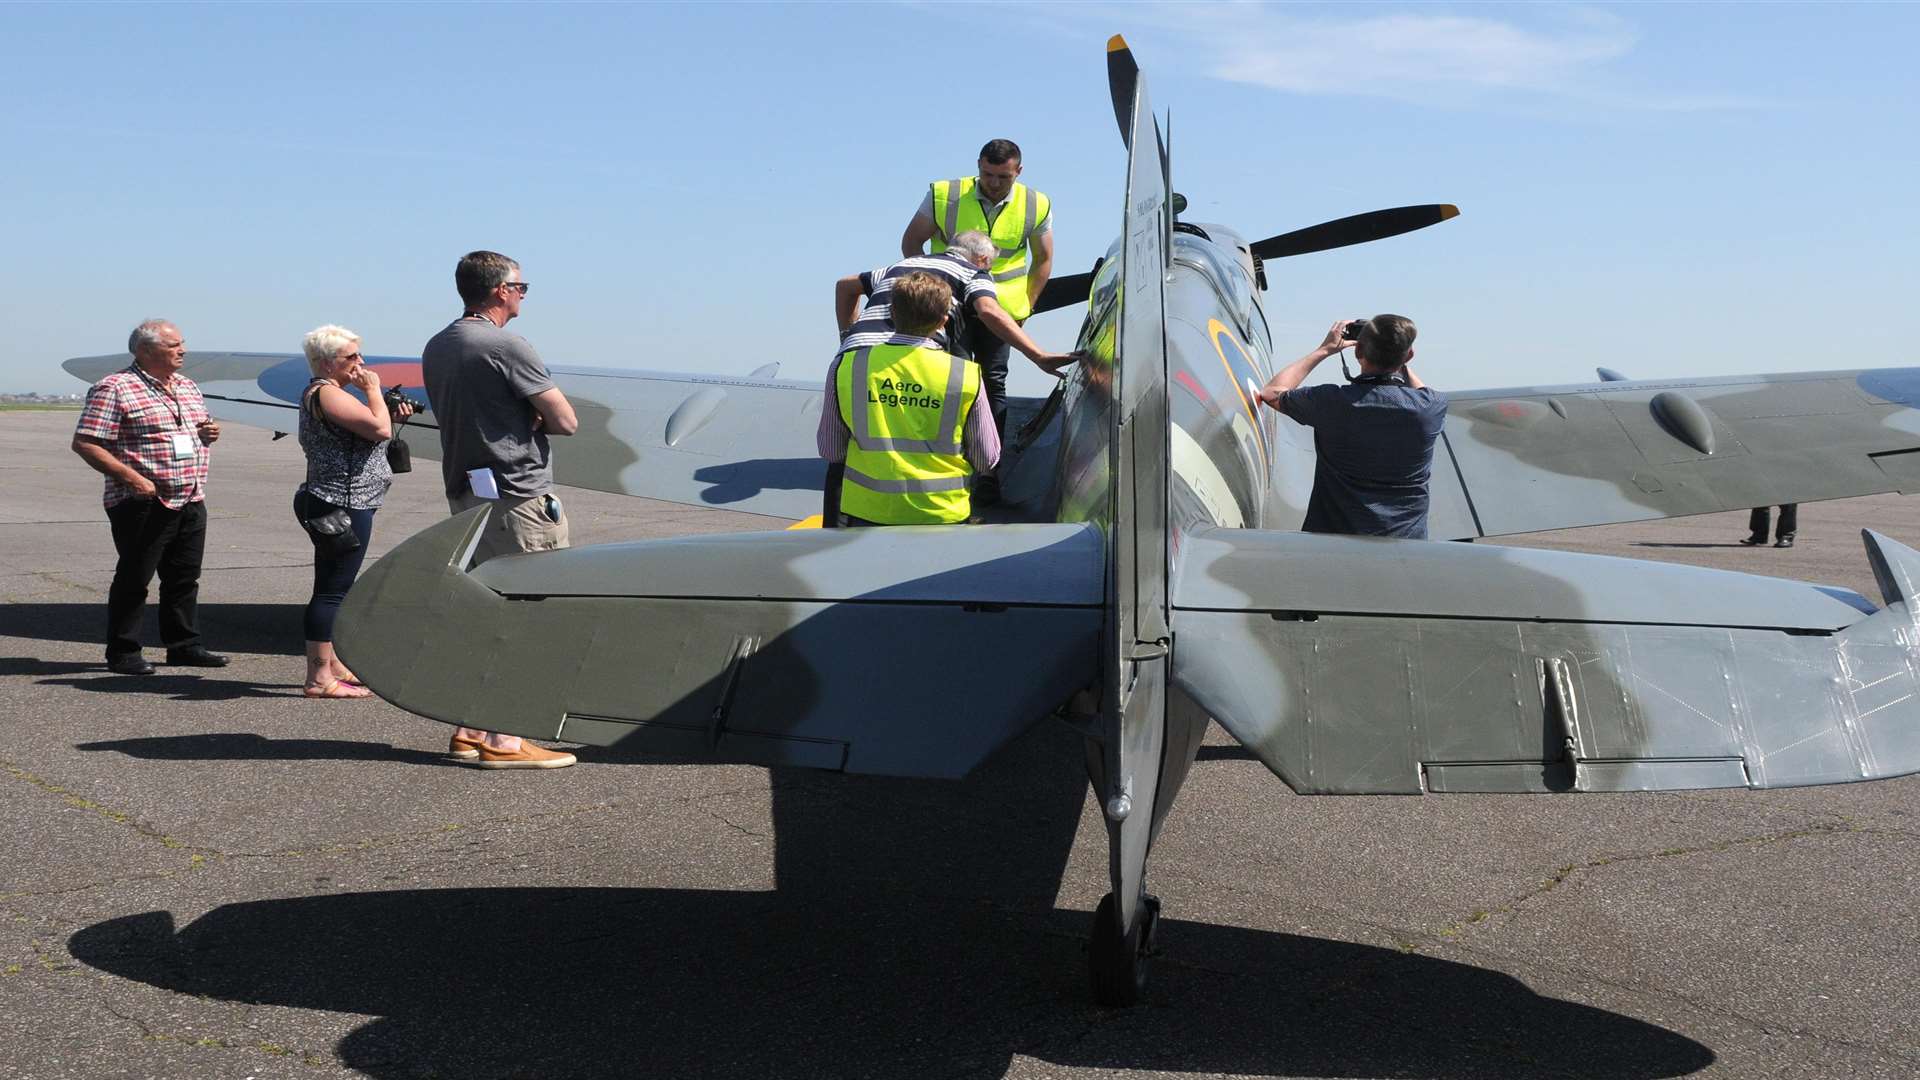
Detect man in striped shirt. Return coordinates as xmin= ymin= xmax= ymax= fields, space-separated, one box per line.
xmin=834 ymin=230 xmax=1073 ymax=391
xmin=831 ymin=232 xmax=1075 ymax=512
xmin=71 ymin=320 xmax=229 ymax=675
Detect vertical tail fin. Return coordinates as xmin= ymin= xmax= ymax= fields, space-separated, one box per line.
xmin=1089 ymin=36 xmax=1175 ymax=977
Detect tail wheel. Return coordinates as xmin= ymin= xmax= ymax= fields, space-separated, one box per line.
xmin=1089 ymin=892 xmax=1160 ymax=1006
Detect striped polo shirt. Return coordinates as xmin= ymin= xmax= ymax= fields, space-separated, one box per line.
xmin=839 ymin=252 xmax=999 ymax=359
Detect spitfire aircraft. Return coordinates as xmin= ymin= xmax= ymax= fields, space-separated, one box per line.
xmin=65 ymin=37 xmax=1920 ymax=1005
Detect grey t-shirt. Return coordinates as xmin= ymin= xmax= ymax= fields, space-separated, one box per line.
xmin=421 ymin=315 xmax=557 ymax=499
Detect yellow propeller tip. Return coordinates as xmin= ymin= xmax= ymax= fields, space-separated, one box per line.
xmin=1440 ymin=204 xmax=1461 ymax=219
xmin=1108 ymin=34 xmax=1129 ymax=52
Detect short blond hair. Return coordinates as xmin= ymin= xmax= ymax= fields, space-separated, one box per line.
xmin=891 ymin=272 xmax=952 ymax=337
xmin=302 ymin=325 xmax=361 ymax=376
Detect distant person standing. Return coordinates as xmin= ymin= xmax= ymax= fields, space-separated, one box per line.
xmin=421 ymin=250 xmax=579 ymax=769
xmin=901 ymin=139 xmax=1054 ymax=451
xmin=70 ymin=320 xmax=229 ymax=674
xmin=1743 ymin=504 xmax=1797 ymax=548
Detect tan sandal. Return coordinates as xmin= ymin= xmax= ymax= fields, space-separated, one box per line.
xmin=304 ymin=679 xmax=372 ymax=700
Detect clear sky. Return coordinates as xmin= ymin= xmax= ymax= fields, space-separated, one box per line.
xmin=5 ymin=2 xmax=1917 ymax=399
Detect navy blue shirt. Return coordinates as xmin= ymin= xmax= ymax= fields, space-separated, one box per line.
xmin=1277 ymin=378 xmax=1449 ymax=539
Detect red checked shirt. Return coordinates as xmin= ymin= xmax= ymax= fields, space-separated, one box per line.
xmin=74 ymin=367 xmax=212 ymax=509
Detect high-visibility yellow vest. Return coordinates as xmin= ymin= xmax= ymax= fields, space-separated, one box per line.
xmin=930 ymin=177 xmax=1049 ymax=322
xmin=836 ymin=343 xmax=981 ymax=525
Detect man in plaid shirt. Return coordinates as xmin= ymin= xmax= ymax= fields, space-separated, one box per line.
xmin=71 ymin=320 xmax=230 ymax=675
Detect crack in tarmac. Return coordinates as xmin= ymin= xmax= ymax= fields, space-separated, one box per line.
xmin=0 ymin=802 xmax=621 ymax=903
xmin=706 ymin=809 xmax=771 ymax=839
xmin=1425 ymin=818 xmax=1869 ymax=943
xmin=0 ymin=758 xmax=208 ymax=857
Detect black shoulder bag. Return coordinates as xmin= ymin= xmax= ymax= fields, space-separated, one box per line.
xmin=296 ymin=383 xmax=363 ymax=557
xmin=384 ymin=384 xmax=413 ymax=474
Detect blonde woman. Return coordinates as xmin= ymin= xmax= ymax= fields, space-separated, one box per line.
xmin=296 ymin=325 xmax=412 ymax=698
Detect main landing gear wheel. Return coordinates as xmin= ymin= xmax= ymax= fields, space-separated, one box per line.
xmin=1088 ymin=892 xmax=1161 ymax=1006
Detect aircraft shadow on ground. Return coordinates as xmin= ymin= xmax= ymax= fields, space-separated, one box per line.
xmin=76 ymin=733 xmax=448 ymax=766
xmin=0 ymin=602 xmax=305 ymax=656
xmin=66 ymin=724 xmax=1712 ymax=1080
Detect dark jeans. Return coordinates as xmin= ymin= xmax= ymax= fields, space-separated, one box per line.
xmin=1749 ymin=504 xmax=1798 ymax=540
xmin=105 ymin=498 xmax=207 ymax=659
xmin=964 ymin=323 xmax=1011 ymax=440
xmin=296 ymin=490 xmax=377 ymax=642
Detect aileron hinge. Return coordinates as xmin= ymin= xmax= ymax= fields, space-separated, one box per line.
xmin=707 ymin=635 xmax=759 ymax=748
xmin=1540 ymin=656 xmax=1586 ymax=792
xmin=1129 ymin=639 xmax=1169 ymax=661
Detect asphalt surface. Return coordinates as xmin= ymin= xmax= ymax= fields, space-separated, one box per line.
xmin=2 ymin=408 xmax=1916 ymax=1080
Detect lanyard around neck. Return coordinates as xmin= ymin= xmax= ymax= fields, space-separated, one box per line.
xmin=130 ymin=365 xmax=185 ymax=429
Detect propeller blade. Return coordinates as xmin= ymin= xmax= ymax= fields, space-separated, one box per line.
xmin=1032 ymin=270 xmax=1095 ymax=316
xmin=1249 ymin=204 xmax=1459 ymax=260
xmin=1107 ymin=35 xmax=1138 ymax=149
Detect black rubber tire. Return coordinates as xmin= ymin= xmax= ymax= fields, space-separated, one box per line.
xmin=1089 ymin=892 xmax=1149 ymax=1007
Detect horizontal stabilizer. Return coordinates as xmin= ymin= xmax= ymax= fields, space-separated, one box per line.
xmin=338 ymin=511 xmax=1104 ymax=778
xmin=1171 ymin=526 xmax=1920 ymax=794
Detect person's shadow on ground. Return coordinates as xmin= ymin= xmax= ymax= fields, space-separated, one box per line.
xmin=77 ymin=732 xmax=448 ymax=766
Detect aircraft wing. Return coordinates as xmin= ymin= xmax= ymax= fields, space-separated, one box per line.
xmin=1429 ymin=368 xmax=1920 ymax=539
xmin=1171 ymin=525 xmax=1920 ymax=794
xmin=65 ymin=351 xmax=834 ymax=520
xmin=334 ymin=509 xmax=1103 ymax=778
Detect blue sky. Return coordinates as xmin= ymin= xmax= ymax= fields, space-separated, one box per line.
xmin=5 ymin=2 xmax=1917 ymax=399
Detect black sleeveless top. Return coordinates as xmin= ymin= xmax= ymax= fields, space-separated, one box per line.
xmin=298 ymin=379 xmax=392 ymax=509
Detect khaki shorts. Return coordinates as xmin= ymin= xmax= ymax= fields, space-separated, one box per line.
xmin=448 ymin=490 xmax=571 ymax=566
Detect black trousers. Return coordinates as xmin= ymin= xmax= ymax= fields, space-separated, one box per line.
xmin=296 ymin=491 xmax=376 ymax=642
xmin=105 ymin=498 xmax=207 ymax=659
xmin=1748 ymin=504 xmax=1798 ymax=540
xmin=964 ymin=323 xmax=1011 ymax=440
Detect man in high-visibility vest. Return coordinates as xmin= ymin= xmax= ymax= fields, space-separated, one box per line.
xmin=816 ymin=272 xmax=1000 ymax=526
xmin=901 ymin=139 xmax=1053 ymax=450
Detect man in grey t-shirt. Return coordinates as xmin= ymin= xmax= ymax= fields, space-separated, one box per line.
xmin=420 ymin=249 xmax=581 ymax=769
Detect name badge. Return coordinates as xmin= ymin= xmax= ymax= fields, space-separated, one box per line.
xmin=170 ymin=432 xmax=197 ymax=459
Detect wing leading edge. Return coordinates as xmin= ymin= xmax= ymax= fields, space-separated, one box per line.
xmin=1172 ymin=525 xmax=1920 ymax=794
xmin=1430 ymin=368 xmax=1920 ymax=539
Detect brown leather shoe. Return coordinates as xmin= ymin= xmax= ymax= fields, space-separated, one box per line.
xmin=448 ymin=732 xmax=483 ymax=760
xmin=473 ymin=740 xmax=577 ymax=770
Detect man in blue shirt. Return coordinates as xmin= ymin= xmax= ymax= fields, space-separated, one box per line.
xmin=1255 ymin=315 xmax=1448 ymax=539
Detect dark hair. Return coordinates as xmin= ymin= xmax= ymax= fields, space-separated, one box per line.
xmin=1356 ymin=314 xmax=1416 ymax=369
xmin=891 ymin=272 xmax=953 ymax=337
xmin=979 ymin=139 xmax=1022 ymax=165
xmin=455 ymin=250 xmax=519 ymax=306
